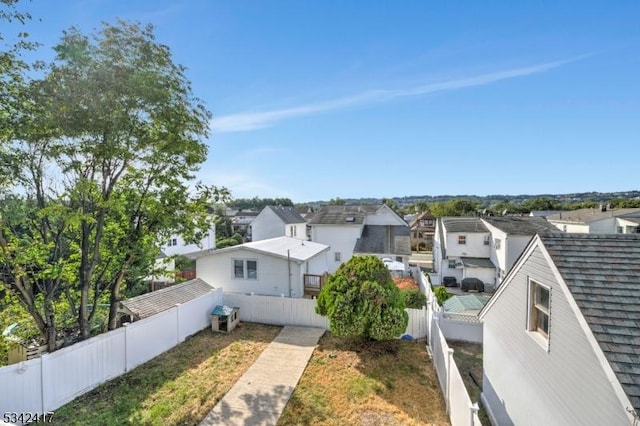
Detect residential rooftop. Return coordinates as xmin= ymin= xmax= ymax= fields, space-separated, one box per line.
xmin=264 ymin=205 xmax=306 ymax=224
xmin=441 ymin=217 xmax=488 ymax=233
xmin=307 ymin=205 xmax=382 ymax=225
xmin=546 ymin=207 xmax=640 ymax=224
xmin=540 ymin=233 xmax=640 ymax=414
xmin=196 ymin=236 xmax=329 ymax=262
xmin=354 ymin=225 xmax=411 ymax=256
xmin=482 ymin=216 xmax=559 ymax=235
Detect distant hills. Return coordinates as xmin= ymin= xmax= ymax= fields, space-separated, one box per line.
xmin=305 ymin=190 xmax=640 ymax=208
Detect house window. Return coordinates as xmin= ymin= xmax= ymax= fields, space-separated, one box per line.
xmin=233 ymin=259 xmax=258 ymax=280
xmin=528 ymin=281 xmax=550 ymax=339
xmin=289 ymin=225 xmax=296 ymax=237
xmin=494 ymin=238 xmax=501 ymax=250
xmin=448 ymin=259 xmax=456 ymax=269
xmin=168 ymin=238 xmax=178 ymax=247
xmin=457 ymin=235 xmax=466 ymax=245
xmin=426 ymin=220 xmax=434 ymax=226
xmin=483 ymin=235 xmax=490 ymax=245
xmin=334 ymin=252 xmax=341 ymax=262
xmin=563 ymin=225 xmax=567 ymax=232
xmin=617 ymin=226 xmax=623 ymax=233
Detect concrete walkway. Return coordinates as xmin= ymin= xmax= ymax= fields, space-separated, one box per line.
xmin=200 ymin=326 xmax=325 ymax=426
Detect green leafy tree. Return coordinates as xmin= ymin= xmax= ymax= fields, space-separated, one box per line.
xmin=328 ymin=197 xmax=346 ymax=205
xmin=316 ymin=256 xmax=408 ymax=341
xmin=0 ymin=20 xmax=228 ymax=350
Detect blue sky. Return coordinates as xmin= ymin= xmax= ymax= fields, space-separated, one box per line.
xmin=12 ymin=1 xmax=640 ymax=202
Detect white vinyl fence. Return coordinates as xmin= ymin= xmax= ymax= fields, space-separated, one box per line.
xmin=223 ymin=292 xmax=429 ymax=338
xmin=419 ymin=269 xmax=482 ymax=426
xmin=0 ymin=287 xmax=223 ymax=417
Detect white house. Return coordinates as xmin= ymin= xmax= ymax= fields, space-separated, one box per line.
xmin=194 ymin=236 xmax=329 ymax=298
xmin=546 ymin=206 xmax=640 ymax=234
xmin=161 ymin=224 xmax=216 ymax=257
xmin=481 ymin=216 xmax=558 ymax=285
xmin=249 ymin=205 xmax=306 ymax=242
xmin=307 ymin=204 xmax=410 ymax=272
xmin=479 ymin=233 xmax=640 ymax=426
xmin=432 ymin=217 xmax=493 ymax=285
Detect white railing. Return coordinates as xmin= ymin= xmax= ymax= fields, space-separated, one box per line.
xmin=419 ymin=269 xmax=482 ymax=426
xmin=0 ymin=288 xmax=223 ymax=418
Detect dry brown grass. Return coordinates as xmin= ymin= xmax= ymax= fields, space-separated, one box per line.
xmin=279 ymin=333 xmax=450 ymax=426
xmin=51 ymin=322 xmax=281 ymax=425
xmin=393 ymin=276 xmax=420 ymax=290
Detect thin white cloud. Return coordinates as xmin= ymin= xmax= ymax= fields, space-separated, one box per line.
xmin=197 ymin=170 xmax=294 ymax=200
xmin=211 ymin=55 xmax=589 ymax=133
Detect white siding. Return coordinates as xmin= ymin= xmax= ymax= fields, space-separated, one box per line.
xmin=285 ymin=222 xmax=307 ymax=240
xmin=445 ymin=232 xmax=490 ymax=258
xmin=162 ymin=227 xmax=216 ymax=256
xmin=251 ymin=208 xmax=284 ymax=241
xmin=589 ymin=217 xmax=617 ymax=233
xmin=196 ymin=248 xmax=306 ymax=297
xmin=547 ymin=220 xmax=589 ymax=233
xmin=482 ymin=246 xmax=630 ymax=426
xmin=310 ymin=224 xmax=362 ymax=272
xmin=365 ymin=205 xmax=406 ymax=226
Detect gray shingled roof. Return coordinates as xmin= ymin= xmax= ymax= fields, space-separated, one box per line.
xmin=266 ymin=205 xmax=305 ymax=224
xmin=482 ymin=216 xmax=558 ymax=235
xmin=540 ymin=233 xmax=640 ymax=414
xmin=307 ymin=205 xmax=380 ymax=225
xmin=353 ymin=225 xmax=411 ymax=256
xmin=442 ymin=217 xmax=488 ymax=233
xmin=120 ymin=278 xmax=214 ymax=320
xmin=546 ymin=207 xmax=640 ymax=224
xmin=460 ymin=257 xmax=496 ymax=269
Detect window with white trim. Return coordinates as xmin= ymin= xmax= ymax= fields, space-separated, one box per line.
xmin=334 ymin=252 xmax=341 ymax=262
xmin=494 ymin=238 xmax=501 ymax=249
xmin=448 ymin=259 xmax=456 ymax=269
xmin=167 ymin=238 xmax=178 ymax=247
xmin=528 ymin=281 xmax=550 ymax=339
xmin=483 ymin=235 xmax=490 ymax=245
xmin=233 ymin=259 xmax=257 ymax=279
xmin=457 ymin=235 xmax=466 ymax=245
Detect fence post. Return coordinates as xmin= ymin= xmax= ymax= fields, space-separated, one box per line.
xmin=446 ymin=348 xmax=454 ymax=415
xmin=41 ymin=354 xmax=45 ymax=413
xmin=470 ymin=402 xmax=479 ymax=426
xmin=175 ymin=303 xmax=181 ymax=343
xmin=123 ymin=322 xmax=129 ymax=372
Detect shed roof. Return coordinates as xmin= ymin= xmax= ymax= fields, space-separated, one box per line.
xmin=540 ymin=233 xmax=640 ymax=414
xmin=444 ymin=294 xmax=490 ymax=314
xmin=441 ymin=217 xmax=488 ymax=233
xmin=460 ymin=257 xmax=496 ymax=269
xmin=120 ymin=278 xmax=214 ymax=320
xmin=265 ymin=205 xmax=306 ymax=224
xmin=482 ymin=216 xmax=558 ymax=235
xmin=354 ymin=225 xmax=411 ymax=256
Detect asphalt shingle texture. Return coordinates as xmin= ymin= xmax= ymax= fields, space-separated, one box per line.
xmin=540 ymin=233 xmax=640 ymax=414
xmin=267 ymin=206 xmax=306 ymax=224
xmin=121 ymin=278 xmax=214 ymax=320
xmin=307 ymin=205 xmax=380 ymax=225
xmin=442 ymin=217 xmax=488 ymax=233
xmin=482 ymin=216 xmax=558 ymax=235
xmin=353 ymin=225 xmax=411 ymax=255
